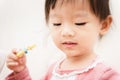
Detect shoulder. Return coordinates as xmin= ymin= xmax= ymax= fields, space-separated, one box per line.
xmin=100 ymin=66 xmax=120 ymax=80
xmin=41 ymin=62 xmax=57 ymax=80
xmin=42 ymin=58 xmax=64 ymax=80
xmin=95 ymin=63 xmax=120 ymax=80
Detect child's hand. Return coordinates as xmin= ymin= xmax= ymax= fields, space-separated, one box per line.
xmin=6 ymin=49 xmax=26 ymax=73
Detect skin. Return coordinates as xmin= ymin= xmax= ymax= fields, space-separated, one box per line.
xmin=6 ymin=0 xmax=112 ymax=73
xmin=6 ymin=49 xmax=26 ymax=73
xmin=48 ymin=0 xmax=112 ymax=70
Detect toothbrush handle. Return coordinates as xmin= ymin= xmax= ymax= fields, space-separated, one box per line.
xmin=16 ymin=50 xmax=25 ymax=57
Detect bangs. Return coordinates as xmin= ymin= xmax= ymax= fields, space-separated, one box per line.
xmin=50 ymin=0 xmax=78 ymax=9
xmin=45 ymin=0 xmax=86 ymax=22
xmin=45 ymin=0 xmax=110 ymax=22
xmin=89 ymin=0 xmax=110 ymax=21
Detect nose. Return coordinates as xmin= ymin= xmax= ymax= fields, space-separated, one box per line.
xmin=61 ymin=25 xmax=75 ymax=37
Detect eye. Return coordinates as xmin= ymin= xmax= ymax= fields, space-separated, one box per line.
xmin=75 ymin=22 xmax=86 ymax=26
xmin=53 ymin=23 xmax=61 ymax=26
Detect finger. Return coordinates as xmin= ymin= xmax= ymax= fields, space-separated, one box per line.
xmin=6 ymin=61 xmax=19 ymax=67
xmin=7 ymin=55 xmax=26 ymax=64
xmin=6 ymin=58 xmax=14 ymax=63
xmin=7 ymin=53 xmax=18 ymax=61
xmin=6 ymin=57 xmax=18 ymax=63
xmin=18 ymin=54 xmax=26 ymax=64
xmin=12 ymin=48 xmax=18 ymax=54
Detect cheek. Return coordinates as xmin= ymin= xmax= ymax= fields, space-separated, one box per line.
xmin=51 ymin=32 xmax=60 ymax=46
xmin=85 ymin=34 xmax=98 ymax=48
xmin=79 ymin=29 xmax=99 ymax=49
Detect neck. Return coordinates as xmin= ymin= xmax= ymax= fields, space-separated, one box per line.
xmin=60 ymin=52 xmax=97 ymax=70
xmin=67 ymin=52 xmax=96 ymax=62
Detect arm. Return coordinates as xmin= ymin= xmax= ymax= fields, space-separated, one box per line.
xmin=5 ymin=49 xmax=31 ymax=80
xmin=5 ymin=67 xmax=31 ymax=80
xmin=100 ymin=68 xmax=120 ymax=80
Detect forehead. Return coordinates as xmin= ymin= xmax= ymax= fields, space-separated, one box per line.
xmin=51 ymin=0 xmax=91 ymax=10
xmin=49 ymin=0 xmax=92 ymax=17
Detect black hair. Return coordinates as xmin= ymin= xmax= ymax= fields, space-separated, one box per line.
xmin=45 ymin=0 xmax=110 ymax=23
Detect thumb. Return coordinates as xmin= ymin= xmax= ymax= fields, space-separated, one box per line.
xmin=12 ymin=48 xmax=18 ymax=54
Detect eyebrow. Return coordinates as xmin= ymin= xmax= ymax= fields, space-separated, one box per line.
xmin=49 ymin=14 xmax=88 ymax=20
xmin=49 ymin=14 xmax=62 ymax=19
xmin=74 ymin=11 xmax=88 ymax=17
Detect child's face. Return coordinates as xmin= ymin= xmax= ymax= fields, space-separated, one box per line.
xmin=48 ymin=1 xmax=106 ymax=57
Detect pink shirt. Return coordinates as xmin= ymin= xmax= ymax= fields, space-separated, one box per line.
xmin=6 ymin=58 xmax=120 ymax=80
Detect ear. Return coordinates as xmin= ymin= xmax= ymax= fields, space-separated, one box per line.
xmin=100 ymin=15 xmax=112 ymax=36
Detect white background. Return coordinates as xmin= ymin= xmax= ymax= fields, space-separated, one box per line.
xmin=0 ymin=0 xmax=120 ymax=79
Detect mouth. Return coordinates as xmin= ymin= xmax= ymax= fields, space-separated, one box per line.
xmin=62 ymin=41 xmax=78 ymax=48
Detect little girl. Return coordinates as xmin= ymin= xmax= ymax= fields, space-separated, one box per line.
xmin=6 ymin=0 xmax=120 ymax=80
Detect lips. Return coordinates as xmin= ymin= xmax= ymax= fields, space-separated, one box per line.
xmin=62 ymin=41 xmax=78 ymax=48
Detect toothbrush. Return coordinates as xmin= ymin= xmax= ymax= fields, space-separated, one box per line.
xmin=16 ymin=44 xmax=36 ymax=57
